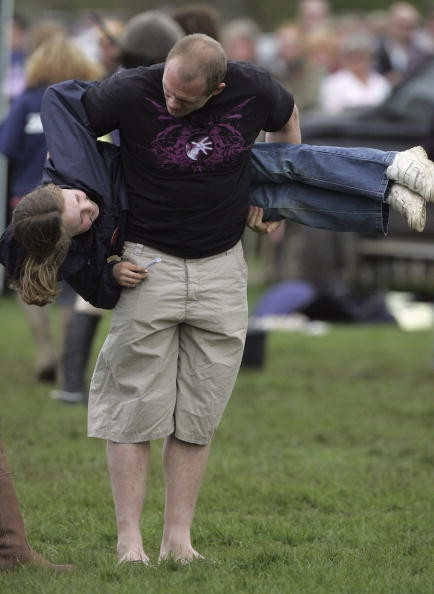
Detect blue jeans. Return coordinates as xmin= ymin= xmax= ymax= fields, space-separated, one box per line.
xmin=249 ymin=143 xmax=397 ymax=235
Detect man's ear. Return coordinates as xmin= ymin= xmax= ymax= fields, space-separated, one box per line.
xmin=212 ymin=82 xmax=226 ymax=96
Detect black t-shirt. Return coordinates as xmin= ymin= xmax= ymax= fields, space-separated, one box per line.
xmin=83 ymin=61 xmax=294 ymax=258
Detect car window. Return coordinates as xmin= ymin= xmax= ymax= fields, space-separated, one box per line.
xmin=382 ymin=58 xmax=434 ymax=120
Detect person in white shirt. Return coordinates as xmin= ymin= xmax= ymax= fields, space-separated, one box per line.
xmin=319 ymin=32 xmax=391 ymax=114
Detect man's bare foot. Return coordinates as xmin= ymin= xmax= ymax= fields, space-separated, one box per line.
xmin=118 ymin=545 xmax=150 ymax=565
xmin=159 ymin=544 xmax=204 ymax=564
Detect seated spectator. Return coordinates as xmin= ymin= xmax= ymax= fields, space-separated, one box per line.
xmin=319 ymin=33 xmax=391 ymax=114
xmin=375 ymin=2 xmax=430 ymax=86
xmin=304 ymin=26 xmax=341 ymax=74
xmin=221 ymin=18 xmax=261 ymax=62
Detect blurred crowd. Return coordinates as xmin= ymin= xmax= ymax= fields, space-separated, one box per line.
xmin=4 ymin=1 xmax=434 ymax=112
xmin=0 ymin=0 xmax=433 ymax=396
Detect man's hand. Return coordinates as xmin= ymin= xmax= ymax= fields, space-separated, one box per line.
xmin=113 ymin=261 xmax=148 ymax=288
xmin=246 ymin=206 xmax=282 ymax=234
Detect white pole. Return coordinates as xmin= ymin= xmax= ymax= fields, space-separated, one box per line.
xmin=0 ymin=0 xmax=14 ymax=292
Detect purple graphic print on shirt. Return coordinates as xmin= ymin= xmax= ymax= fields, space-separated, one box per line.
xmin=145 ymin=97 xmax=255 ymax=172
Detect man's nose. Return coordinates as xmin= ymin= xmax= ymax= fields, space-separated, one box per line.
xmin=167 ymin=96 xmax=179 ymax=109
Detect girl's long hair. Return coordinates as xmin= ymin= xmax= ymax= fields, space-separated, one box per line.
xmin=11 ymin=185 xmax=72 ymax=306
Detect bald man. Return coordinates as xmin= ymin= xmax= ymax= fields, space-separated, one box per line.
xmin=81 ymin=33 xmax=298 ymax=563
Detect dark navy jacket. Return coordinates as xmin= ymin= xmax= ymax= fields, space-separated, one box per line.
xmin=0 ymin=85 xmax=47 ymax=198
xmin=0 ymin=80 xmax=128 ymax=309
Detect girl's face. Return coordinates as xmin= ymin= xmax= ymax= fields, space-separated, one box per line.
xmin=61 ymin=189 xmax=100 ymax=236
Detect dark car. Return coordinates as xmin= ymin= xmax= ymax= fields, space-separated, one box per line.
xmin=301 ymin=56 xmax=434 ymax=158
xmin=299 ymin=56 xmax=434 ymax=294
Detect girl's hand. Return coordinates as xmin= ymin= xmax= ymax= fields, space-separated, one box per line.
xmin=113 ymin=261 xmax=148 ymax=288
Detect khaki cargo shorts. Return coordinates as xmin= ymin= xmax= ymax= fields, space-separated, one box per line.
xmin=88 ymin=241 xmax=248 ymax=445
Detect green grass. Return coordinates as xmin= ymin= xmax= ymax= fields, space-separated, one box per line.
xmin=0 ymin=294 xmax=433 ymax=593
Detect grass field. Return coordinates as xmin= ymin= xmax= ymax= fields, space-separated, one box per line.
xmin=0 ymin=293 xmax=433 ymax=593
